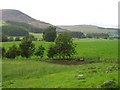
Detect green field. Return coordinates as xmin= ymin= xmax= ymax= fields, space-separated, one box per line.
xmin=2 ymin=60 xmax=118 ymax=88
xmin=1 ymin=39 xmax=118 ymax=58
xmin=2 ymin=39 xmax=119 ymax=88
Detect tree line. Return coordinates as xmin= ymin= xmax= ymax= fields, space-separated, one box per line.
xmin=1 ymin=31 xmax=76 ymax=60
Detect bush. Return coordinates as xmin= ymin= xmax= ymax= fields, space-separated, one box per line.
xmin=6 ymin=45 xmax=20 ymax=59
xmin=1 ymin=35 xmax=8 ymax=42
xmin=47 ymin=44 xmax=58 ymax=59
xmin=35 ymin=45 xmax=45 ymax=58
xmin=47 ymin=32 xmax=76 ymax=59
xmin=0 ymin=47 xmax=5 ymax=57
xmin=2 ymin=47 xmax=6 ymax=57
xmin=101 ymin=80 xmax=118 ymax=88
xmin=19 ymin=36 xmax=35 ymax=58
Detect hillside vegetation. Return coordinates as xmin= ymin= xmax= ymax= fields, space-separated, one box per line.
xmin=58 ymin=25 xmax=118 ymax=37
xmin=0 ymin=21 xmax=49 ymax=37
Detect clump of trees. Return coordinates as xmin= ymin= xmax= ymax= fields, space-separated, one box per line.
xmin=1 ymin=36 xmax=45 ymax=59
xmin=1 ymin=32 xmax=76 ymax=60
xmin=69 ymin=32 xmax=85 ymax=38
xmin=43 ymin=26 xmax=57 ymax=42
xmin=86 ymin=33 xmax=109 ymax=39
xmin=47 ymin=32 xmax=76 ymax=59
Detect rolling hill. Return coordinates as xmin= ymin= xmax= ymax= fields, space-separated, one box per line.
xmin=0 ymin=9 xmax=51 ymax=29
xmin=0 ymin=9 xmax=118 ymax=37
xmin=0 ymin=9 xmax=68 ymax=36
xmin=58 ymin=25 xmax=118 ymax=37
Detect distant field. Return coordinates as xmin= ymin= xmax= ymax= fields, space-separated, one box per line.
xmin=2 ymin=60 xmax=118 ymax=88
xmin=29 ymin=32 xmax=43 ymax=39
xmin=1 ymin=39 xmax=118 ymax=59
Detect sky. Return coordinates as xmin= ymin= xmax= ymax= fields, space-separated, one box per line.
xmin=0 ymin=0 xmax=119 ymax=28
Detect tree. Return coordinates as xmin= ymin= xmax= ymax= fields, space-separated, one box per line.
xmin=43 ymin=26 xmax=57 ymax=42
xmin=55 ymin=32 xmax=76 ymax=59
xmin=2 ymin=47 xmax=6 ymax=57
xmin=6 ymin=45 xmax=19 ymax=59
xmin=47 ymin=32 xmax=76 ymax=59
xmin=47 ymin=44 xmax=58 ymax=59
xmin=1 ymin=35 xmax=8 ymax=42
xmin=0 ymin=47 xmax=6 ymax=57
xmin=19 ymin=36 xmax=35 ymax=58
xmin=35 ymin=45 xmax=45 ymax=58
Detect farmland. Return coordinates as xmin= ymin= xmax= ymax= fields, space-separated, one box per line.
xmin=2 ymin=60 xmax=118 ymax=88
xmin=1 ymin=39 xmax=118 ymax=58
xmin=2 ymin=39 xmax=119 ymax=88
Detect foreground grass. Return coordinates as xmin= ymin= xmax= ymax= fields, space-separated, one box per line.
xmin=2 ymin=60 xmax=118 ymax=88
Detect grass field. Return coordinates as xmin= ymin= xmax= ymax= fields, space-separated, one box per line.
xmin=2 ymin=39 xmax=119 ymax=88
xmin=1 ymin=39 xmax=118 ymax=58
xmin=2 ymin=60 xmax=118 ymax=88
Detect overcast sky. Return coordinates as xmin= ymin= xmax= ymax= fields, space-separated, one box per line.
xmin=0 ymin=0 xmax=119 ymax=28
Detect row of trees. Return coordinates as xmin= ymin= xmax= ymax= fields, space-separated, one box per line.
xmin=0 ymin=35 xmax=21 ymax=42
xmin=86 ymin=33 xmax=109 ymax=39
xmin=0 ymin=35 xmax=38 ymax=42
xmin=1 ymin=25 xmax=112 ymax=42
xmin=1 ymin=32 xmax=76 ymax=60
xmin=42 ymin=26 xmax=111 ymax=41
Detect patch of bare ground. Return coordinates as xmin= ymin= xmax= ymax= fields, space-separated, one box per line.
xmin=45 ymin=57 xmax=100 ymax=65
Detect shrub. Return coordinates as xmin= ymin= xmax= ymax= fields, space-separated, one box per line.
xmin=101 ymin=80 xmax=118 ymax=88
xmin=35 ymin=45 xmax=45 ymax=58
xmin=6 ymin=45 xmax=19 ymax=59
xmin=47 ymin=32 xmax=76 ymax=59
xmin=19 ymin=36 xmax=35 ymax=58
xmin=47 ymin=44 xmax=58 ymax=59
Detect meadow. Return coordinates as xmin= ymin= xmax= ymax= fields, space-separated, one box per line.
xmin=2 ymin=38 xmax=119 ymax=88
xmin=1 ymin=38 xmax=118 ymax=58
xmin=2 ymin=60 xmax=118 ymax=88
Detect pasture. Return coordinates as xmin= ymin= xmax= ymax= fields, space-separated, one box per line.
xmin=1 ymin=39 xmax=118 ymax=59
xmin=2 ymin=60 xmax=118 ymax=88
xmin=2 ymin=39 xmax=119 ymax=88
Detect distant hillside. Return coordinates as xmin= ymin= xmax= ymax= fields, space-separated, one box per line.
xmin=0 ymin=9 xmax=51 ymax=29
xmin=1 ymin=21 xmax=47 ymax=36
xmin=58 ymin=25 xmax=118 ymax=37
xmin=0 ymin=9 xmax=68 ymax=33
xmin=0 ymin=9 xmax=118 ymax=37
